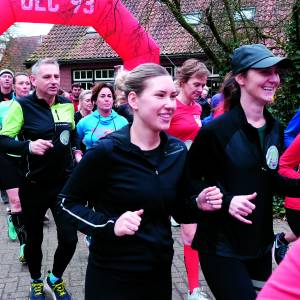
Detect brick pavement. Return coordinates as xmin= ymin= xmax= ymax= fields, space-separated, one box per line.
xmin=0 ymin=201 xmax=290 ymax=300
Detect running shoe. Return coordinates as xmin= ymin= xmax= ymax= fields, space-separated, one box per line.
xmin=19 ymin=244 xmax=26 ymax=264
xmin=7 ymin=215 xmax=17 ymax=241
xmin=29 ymin=279 xmax=45 ymax=300
xmin=44 ymin=272 xmax=71 ymax=300
xmin=188 ymin=287 xmax=210 ymax=300
xmin=273 ymin=232 xmax=289 ymax=265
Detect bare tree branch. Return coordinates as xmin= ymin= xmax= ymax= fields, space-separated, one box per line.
xmin=160 ymin=0 xmax=222 ymax=67
xmin=222 ymin=0 xmax=237 ymax=43
xmin=205 ymin=5 xmax=231 ymax=54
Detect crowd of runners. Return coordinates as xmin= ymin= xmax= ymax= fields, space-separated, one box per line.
xmin=0 ymin=43 xmax=299 ymax=300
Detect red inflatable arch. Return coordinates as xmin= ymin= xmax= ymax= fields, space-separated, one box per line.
xmin=0 ymin=0 xmax=160 ymax=69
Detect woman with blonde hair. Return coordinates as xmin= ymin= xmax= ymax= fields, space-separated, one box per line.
xmin=74 ymin=90 xmax=93 ymax=125
xmin=59 ymin=63 xmax=222 ymax=300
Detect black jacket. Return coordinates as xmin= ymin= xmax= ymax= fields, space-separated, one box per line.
xmin=0 ymin=92 xmax=76 ymax=183
xmin=59 ymin=125 xmax=200 ymax=271
xmin=189 ymin=104 xmax=300 ymax=259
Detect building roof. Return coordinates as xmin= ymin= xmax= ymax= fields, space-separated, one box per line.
xmin=25 ymin=0 xmax=295 ymax=64
xmin=26 ymin=1 xmax=205 ymax=64
xmin=0 ymin=36 xmax=43 ymax=71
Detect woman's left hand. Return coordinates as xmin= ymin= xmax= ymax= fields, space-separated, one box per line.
xmin=114 ymin=209 xmax=144 ymax=237
xmin=196 ymin=186 xmax=222 ymax=211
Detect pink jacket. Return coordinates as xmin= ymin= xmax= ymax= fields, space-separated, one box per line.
xmin=279 ymin=134 xmax=300 ymax=210
xmin=257 ymin=237 xmax=300 ymax=299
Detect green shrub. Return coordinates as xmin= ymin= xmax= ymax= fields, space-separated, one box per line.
xmin=273 ymin=196 xmax=286 ymax=219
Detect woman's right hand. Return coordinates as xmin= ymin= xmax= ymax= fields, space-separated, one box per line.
xmin=114 ymin=209 xmax=144 ymax=236
xmin=229 ymin=193 xmax=257 ymax=224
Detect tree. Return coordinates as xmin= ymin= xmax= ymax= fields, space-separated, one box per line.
xmin=136 ymin=0 xmax=298 ymax=124
xmin=271 ymin=0 xmax=300 ymax=125
xmin=142 ymin=0 xmax=296 ymax=74
xmin=0 ymin=24 xmax=20 ymax=66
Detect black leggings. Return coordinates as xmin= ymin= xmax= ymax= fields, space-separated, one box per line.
xmin=20 ymin=180 xmax=78 ymax=279
xmin=85 ymin=257 xmax=172 ymax=300
xmin=286 ymin=208 xmax=300 ymax=237
xmin=200 ymin=252 xmax=272 ymax=300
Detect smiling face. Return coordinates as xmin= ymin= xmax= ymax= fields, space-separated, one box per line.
xmin=96 ymin=87 xmax=114 ymax=116
xmin=14 ymin=75 xmax=31 ymax=98
xmin=31 ymin=63 xmax=60 ymax=101
xmin=180 ymin=74 xmax=208 ymax=103
xmin=129 ymin=75 xmax=177 ymax=133
xmin=236 ymin=66 xmax=280 ymax=105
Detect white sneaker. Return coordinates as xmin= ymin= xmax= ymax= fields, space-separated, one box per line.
xmin=187 ymin=287 xmax=210 ymax=300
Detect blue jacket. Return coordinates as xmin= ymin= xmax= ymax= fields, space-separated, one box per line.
xmin=76 ymin=109 xmax=128 ymax=149
xmin=284 ymin=108 xmax=300 ymax=148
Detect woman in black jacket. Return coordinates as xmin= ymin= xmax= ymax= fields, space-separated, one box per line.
xmin=189 ymin=44 xmax=300 ymax=300
xmin=59 ymin=63 xmax=222 ymax=300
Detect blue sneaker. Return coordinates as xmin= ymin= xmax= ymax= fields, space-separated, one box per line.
xmin=44 ymin=273 xmax=71 ymax=300
xmin=273 ymin=232 xmax=289 ymax=265
xmin=29 ymin=279 xmax=45 ymax=300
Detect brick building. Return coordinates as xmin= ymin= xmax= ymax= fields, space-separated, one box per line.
xmin=1 ymin=0 xmax=295 ymax=93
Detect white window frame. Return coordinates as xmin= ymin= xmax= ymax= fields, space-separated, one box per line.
xmin=234 ymin=7 xmax=256 ymax=21
xmin=183 ymin=12 xmax=202 ymax=25
xmin=73 ymin=70 xmax=93 ymax=81
xmin=94 ymin=69 xmax=114 ymax=81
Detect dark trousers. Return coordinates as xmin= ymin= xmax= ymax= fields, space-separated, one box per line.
xmin=200 ymin=251 xmax=272 ymax=300
xmin=19 ymin=180 xmax=78 ymax=280
xmin=286 ymin=208 xmax=300 ymax=236
xmin=85 ymin=257 xmax=172 ymax=300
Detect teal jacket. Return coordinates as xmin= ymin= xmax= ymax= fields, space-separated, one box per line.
xmin=76 ymin=109 xmax=128 ymax=149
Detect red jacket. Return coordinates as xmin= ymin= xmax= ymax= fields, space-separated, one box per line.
xmin=279 ymin=133 xmax=300 ymax=210
xmin=69 ymin=95 xmax=79 ymax=112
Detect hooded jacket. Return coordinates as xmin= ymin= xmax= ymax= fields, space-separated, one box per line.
xmin=189 ymin=104 xmax=300 ymax=259
xmin=76 ymin=109 xmax=128 ymax=149
xmin=59 ymin=125 xmax=201 ymax=271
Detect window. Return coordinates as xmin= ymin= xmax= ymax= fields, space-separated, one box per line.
xmin=80 ymin=82 xmax=94 ymax=90
xmin=72 ymin=68 xmax=115 ymax=89
xmin=183 ymin=12 xmax=202 ymax=25
xmin=94 ymin=69 xmax=114 ymax=80
xmin=73 ymin=70 xmax=94 ymax=90
xmin=73 ymin=70 xmax=93 ymax=81
xmin=234 ymin=7 xmax=256 ymax=21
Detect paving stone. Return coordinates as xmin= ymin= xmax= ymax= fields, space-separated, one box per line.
xmin=0 ymin=202 xmax=290 ymax=300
